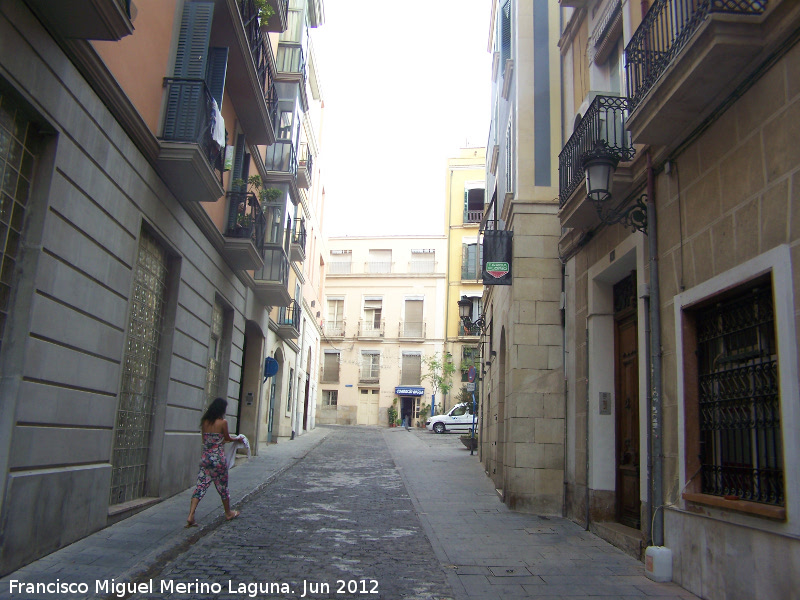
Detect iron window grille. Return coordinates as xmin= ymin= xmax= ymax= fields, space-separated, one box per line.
xmin=696 ymin=284 xmax=783 ymax=506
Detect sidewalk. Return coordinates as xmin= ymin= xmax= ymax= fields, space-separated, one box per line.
xmin=384 ymin=427 xmax=701 ymax=600
xmin=0 ymin=428 xmax=328 ymax=600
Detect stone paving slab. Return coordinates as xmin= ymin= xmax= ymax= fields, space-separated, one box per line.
xmin=0 ymin=428 xmax=329 ymax=600
xmin=384 ymin=427 xmax=701 ymax=600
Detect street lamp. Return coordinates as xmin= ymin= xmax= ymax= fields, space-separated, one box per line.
xmin=582 ymin=140 xmax=647 ymax=233
xmin=458 ymin=295 xmax=486 ymax=333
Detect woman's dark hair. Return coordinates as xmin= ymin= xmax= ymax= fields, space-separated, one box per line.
xmin=201 ymin=397 xmax=227 ymax=425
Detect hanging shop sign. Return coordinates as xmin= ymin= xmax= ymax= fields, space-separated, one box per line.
xmin=482 ymin=229 xmax=513 ymax=285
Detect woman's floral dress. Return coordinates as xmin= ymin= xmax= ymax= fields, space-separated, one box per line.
xmin=191 ymin=432 xmax=229 ymax=502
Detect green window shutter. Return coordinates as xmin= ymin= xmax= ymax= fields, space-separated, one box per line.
xmin=174 ymin=1 xmax=214 ymax=79
xmin=164 ymin=1 xmax=214 ymax=141
xmin=461 ymin=244 xmax=468 ymax=279
xmin=232 ymin=133 xmax=247 ymax=189
xmin=463 ymin=190 xmax=469 ymax=221
xmin=206 ymin=47 xmax=229 ymax=109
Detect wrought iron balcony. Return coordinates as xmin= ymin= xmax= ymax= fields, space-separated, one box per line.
xmin=400 ymin=321 xmax=426 ymax=339
xmin=289 ymin=218 xmax=307 ymax=263
xmin=275 ymin=42 xmax=308 ymax=110
xmin=223 ymin=191 xmax=267 ymax=270
xmin=626 ymin=0 xmax=768 ymax=113
xmin=366 ymin=262 xmax=393 ymax=274
xmin=263 ymin=141 xmax=299 ymax=204
xmin=26 ymin=0 xmax=134 ymax=40
xmin=624 ymin=0 xmax=771 ymax=145
xmin=558 ymin=95 xmax=634 ymax=208
xmin=158 ymin=78 xmax=225 ymax=203
xmin=358 ymin=320 xmax=385 ymax=338
xmin=297 ymin=143 xmax=313 ymax=189
xmin=237 ymin=0 xmax=279 ymax=131
xmin=276 ymin=300 xmax=300 ymax=339
xmin=459 ymin=322 xmax=482 ymax=337
xmin=325 ymin=320 xmax=345 ymax=338
xmin=253 ymin=245 xmax=291 ymax=306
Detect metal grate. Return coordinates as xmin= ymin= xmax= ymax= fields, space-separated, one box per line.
xmin=0 ymin=92 xmax=41 ymax=353
xmin=696 ymin=285 xmax=783 ymax=506
xmin=110 ymin=230 xmax=169 ymax=506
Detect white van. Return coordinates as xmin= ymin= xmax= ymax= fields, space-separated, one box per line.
xmin=426 ymin=402 xmax=476 ymax=434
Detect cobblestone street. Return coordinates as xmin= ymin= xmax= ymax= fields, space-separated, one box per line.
xmin=130 ymin=426 xmax=455 ymax=600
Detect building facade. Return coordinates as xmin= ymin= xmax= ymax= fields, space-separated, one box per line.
xmin=318 ymin=236 xmax=447 ymax=427
xmin=557 ymin=0 xmax=800 ymax=598
xmin=0 ymin=0 xmax=325 ymax=574
xmin=477 ymin=0 xmax=565 ymax=514
xmin=444 ymin=147 xmax=486 ymax=412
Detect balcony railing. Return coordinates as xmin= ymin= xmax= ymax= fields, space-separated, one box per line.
xmin=459 ymin=322 xmax=482 ymax=337
xmin=325 ymin=320 xmax=345 ymax=338
xmin=264 ymin=140 xmax=298 ymax=176
xmin=400 ymin=321 xmax=426 ymax=338
xmin=297 ymin=143 xmax=313 ymax=188
xmin=625 ymin=0 xmax=768 ymax=113
xmin=225 ymin=191 xmax=266 ymax=249
xmin=328 ymin=261 xmax=352 ymax=274
xmin=290 ymin=218 xmax=307 ymax=262
xmin=161 ymin=78 xmax=224 ymax=188
xmin=254 ymin=245 xmax=289 ymax=287
xmin=464 ymin=210 xmax=484 ymax=223
xmin=358 ymin=320 xmax=385 ymax=338
xmin=237 ymin=0 xmax=279 ymax=125
xmin=409 ymin=260 xmax=436 ymax=274
xmin=277 ymin=300 xmax=300 ymax=337
xmin=558 ymin=95 xmax=635 ymax=207
xmin=366 ymin=262 xmax=393 ymax=274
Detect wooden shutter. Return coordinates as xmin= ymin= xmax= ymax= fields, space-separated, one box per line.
xmin=206 ymin=47 xmax=229 ymax=109
xmin=232 ymin=133 xmax=247 ymax=190
xmin=401 ymin=353 xmax=421 ymax=385
xmin=164 ymin=1 xmax=214 ymax=141
xmin=323 ymin=352 xmax=339 ymax=383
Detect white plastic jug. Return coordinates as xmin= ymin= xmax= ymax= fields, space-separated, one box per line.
xmin=644 ymin=546 xmax=672 ymax=582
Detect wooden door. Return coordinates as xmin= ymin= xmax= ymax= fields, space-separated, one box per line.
xmin=615 ymin=311 xmax=640 ymax=528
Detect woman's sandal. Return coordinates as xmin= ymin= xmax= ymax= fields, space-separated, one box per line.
xmin=226 ymin=510 xmax=240 ymax=521
xmin=185 ymin=518 xmax=197 ymax=528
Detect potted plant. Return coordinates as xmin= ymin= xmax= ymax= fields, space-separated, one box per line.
xmin=253 ymin=0 xmax=278 ymax=32
xmin=387 ymin=399 xmax=398 ymax=427
xmin=417 ymin=402 xmax=430 ymax=428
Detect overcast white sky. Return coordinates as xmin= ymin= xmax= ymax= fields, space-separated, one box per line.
xmin=312 ymin=0 xmax=493 ymax=237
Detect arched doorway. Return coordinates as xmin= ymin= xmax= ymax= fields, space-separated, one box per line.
xmin=237 ymin=321 xmax=265 ymax=450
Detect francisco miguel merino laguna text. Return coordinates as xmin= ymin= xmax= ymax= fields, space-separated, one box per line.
xmin=8 ymin=578 xmax=307 ymax=598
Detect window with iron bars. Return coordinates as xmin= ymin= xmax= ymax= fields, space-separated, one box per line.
xmin=694 ymin=283 xmax=783 ymax=506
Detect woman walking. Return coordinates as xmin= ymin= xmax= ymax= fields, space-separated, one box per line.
xmin=186 ymin=397 xmax=243 ymax=527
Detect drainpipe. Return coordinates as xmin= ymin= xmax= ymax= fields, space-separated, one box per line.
xmin=584 ymin=326 xmax=590 ymax=531
xmin=646 ymin=152 xmax=665 ymax=546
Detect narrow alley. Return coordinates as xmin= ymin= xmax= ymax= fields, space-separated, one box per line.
xmin=2 ymin=427 xmax=699 ymax=600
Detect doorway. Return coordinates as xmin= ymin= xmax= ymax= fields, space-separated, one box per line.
xmin=614 ymin=273 xmax=640 ymax=529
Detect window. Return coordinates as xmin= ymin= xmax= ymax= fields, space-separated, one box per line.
xmin=322 ymin=351 xmax=339 ymax=383
xmin=0 ymin=91 xmax=42 ymax=353
xmin=360 ymin=351 xmax=380 ymax=382
xmin=401 ymin=352 xmax=422 ymax=385
xmin=286 ymin=367 xmax=294 ymax=416
xmin=110 ymin=230 xmax=170 ymax=505
xmin=326 ymin=297 xmax=344 ymax=337
xmin=329 ymin=249 xmax=351 ymax=274
xmin=692 ymin=282 xmax=782 ymax=506
xmin=402 ymin=299 xmax=424 ymax=337
xmin=205 ymin=299 xmax=225 ymax=404
xmin=464 ymin=188 xmax=485 ymax=223
xmin=367 ymin=249 xmax=392 ymax=273
xmin=452 ymin=404 xmax=468 ymax=417
xmin=410 ymin=249 xmax=435 ymax=273
xmin=322 ymin=390 xmax=338 ymax=406
xmin=462 ymin=242 xmax=483 ymax=280
xmin=362 ymin=297 xmax=383 ymax=336
xmin=500 ymin=0 xmax=511 ymax=71
xmin=461 ymin=346 xmax=479 ymax=381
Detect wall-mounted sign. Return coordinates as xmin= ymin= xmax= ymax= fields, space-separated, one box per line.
xmin=394 ymin=386 xmax=425 ymax=397
xmin=482 ymin=230 xmax=513 ymax=285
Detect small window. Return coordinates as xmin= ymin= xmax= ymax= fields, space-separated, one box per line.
xmin=322 ymin=390 xmax=338 ymax=406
